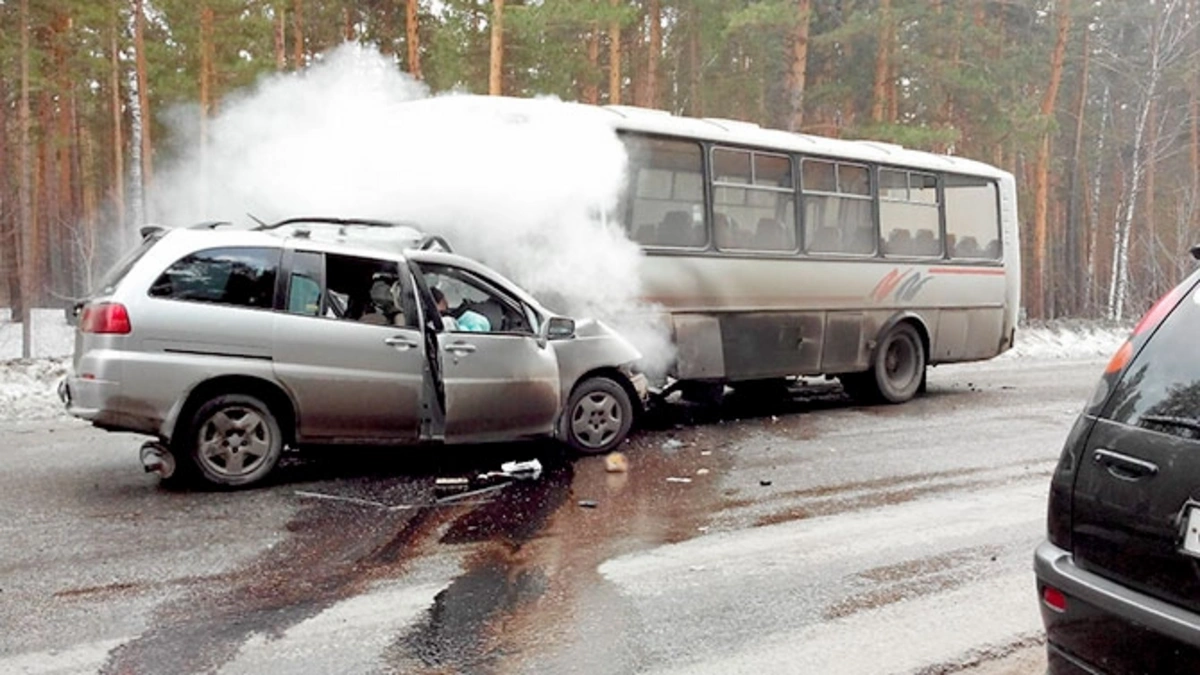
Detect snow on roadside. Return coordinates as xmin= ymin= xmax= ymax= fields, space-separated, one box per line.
xmin=0 ymin=319 xmax=1132 ymax=423
xmin=0 ymin=357 xmax=70 ymax=422
xmin=1000 ymin=321 xmax=1129 ymax=361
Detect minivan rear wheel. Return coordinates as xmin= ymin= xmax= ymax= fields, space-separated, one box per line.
xmin=183 ymin=394 xmax=283 ymax=488
xmin=562 ymin=377 xmax=633 ymax=455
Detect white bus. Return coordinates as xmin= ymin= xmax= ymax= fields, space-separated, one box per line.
xmin=608 ymin=107 xmax=1019 ymax=404
xmin=403 ymin=96 xmax=1019 ymax=405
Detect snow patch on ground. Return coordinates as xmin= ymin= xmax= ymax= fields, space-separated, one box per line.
xmin=0 ymin=308 xmax=74 ymax=360
xmin=0 ymin=318 xmax=1131 ymax=423
xmin=1002 ymin=321 xmax=1128 ymax=361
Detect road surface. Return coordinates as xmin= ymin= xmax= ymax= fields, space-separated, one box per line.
xmin=0 ymin=356 xmax=1098 ymax=674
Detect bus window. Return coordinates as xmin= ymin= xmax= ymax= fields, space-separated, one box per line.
xmin=944 ymin=174 xmax=1001 ymax=260
xmin=880 ymin=170 xmax=941 ymax=258
xmin=622 ymin=135 xmax=707 ymax=248
xmin=713 ymin=147 xmax=795 ymax=252
xmin=802 ymin=159 xmax=874 ymax=255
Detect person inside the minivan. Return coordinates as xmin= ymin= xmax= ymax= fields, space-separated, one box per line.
xmin=431 ymin=287 xmax=490 ymax=332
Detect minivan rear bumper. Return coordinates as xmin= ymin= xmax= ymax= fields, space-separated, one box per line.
xmin=61 ymin=373 xmax=159 ymax=436
xmin=1035 ymin=540 xmax=1200 ymax=674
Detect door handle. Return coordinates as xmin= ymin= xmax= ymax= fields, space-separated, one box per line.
xmin=1093 ymin=449 xmax=1159 ymax=481
xmin=384 ymin=335 xmax=418 ymax=350
xmin=444 ymin=342 xmax=476 ymax=355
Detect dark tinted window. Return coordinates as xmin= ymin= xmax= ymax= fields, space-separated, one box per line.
xmin=1105 ymin=283 xmax=1200 ymax=438
xmin=149 ymin=247 xmax=280 ymax=309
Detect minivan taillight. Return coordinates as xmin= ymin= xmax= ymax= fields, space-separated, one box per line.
xmin=80 ymin=302 xmax=131 ymax=334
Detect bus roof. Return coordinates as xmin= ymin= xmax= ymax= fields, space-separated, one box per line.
xmin=404 ymin=94 xmax=1009 ymax=181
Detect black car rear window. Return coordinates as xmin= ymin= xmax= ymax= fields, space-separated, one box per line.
xmin=1104 ymin=282 xmax=1200 ymax=439
xmin=95 ymin=232 xmax=163 ymax=296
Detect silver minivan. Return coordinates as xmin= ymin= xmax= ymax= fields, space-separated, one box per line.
xmin=62 ymin=218 xmax=647 ymax=488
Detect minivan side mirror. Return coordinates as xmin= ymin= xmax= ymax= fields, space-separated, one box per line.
xmin=538 ymin=316 xmax=576 ymax=347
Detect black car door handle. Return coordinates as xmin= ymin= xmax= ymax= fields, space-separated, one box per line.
xmin=1093 ymin=449 xmax=1159 ymax=481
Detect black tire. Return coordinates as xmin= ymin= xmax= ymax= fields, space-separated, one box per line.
xmin=843 ymin=322 xmax=926 ymax=404
xmin=562 ymin=376 xmax=634 ymax=455
xmin=180 ymin=394 xmax=284 ymax=488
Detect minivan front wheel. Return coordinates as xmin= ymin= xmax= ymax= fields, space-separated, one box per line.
xmin=563 ymin=377 xmax=633 ymax=455
xmin=185 ymin=394 xmax=283 ymax=488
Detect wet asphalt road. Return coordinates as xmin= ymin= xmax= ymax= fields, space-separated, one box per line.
xmin=0 ymin=357 xmax=1102 ymax=674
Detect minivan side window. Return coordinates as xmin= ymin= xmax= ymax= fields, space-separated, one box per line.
xmin=149 ymin=247 xmax=280 ymax=309
xmin=1105 ymin=285 xmax=1200 ymax=439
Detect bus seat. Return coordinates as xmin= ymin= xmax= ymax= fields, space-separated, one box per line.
xmin=913 ymin=229 xmax=939 ymax=256
xmin=945 ymin=233 xmax=957 ymax=255
xmin=753 ymin=218 xmax=786 ymax=250
xmin=954 ymin=236 xmax=981 ymax=258
xmin=809 ymin=226 xmax=841 ymax=252
xmin=983 ymin=239 xmax=1001 ymax=259
xmin=660 ymin=210 xmax=698 ymax=246
xmin=635 ymin=224 xmax=658 ymax=245
xmin=886 ymin=229 xmax=913 ymax=255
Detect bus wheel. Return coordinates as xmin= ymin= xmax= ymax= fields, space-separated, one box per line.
xmin=871 ymin=322 xmax=925 ymax=403
xmin=843 ymin=323 xmax=925 ymax=404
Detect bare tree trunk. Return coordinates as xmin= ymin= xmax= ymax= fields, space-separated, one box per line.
xmin=343 ymin=7 xmax=354 ymax=41
xmin=0 ymin=73 xmax=19 ymax=313
xmin=19 ymin=0 xmax=34 ymax=357
xmin=200 ymin=2 xmax=214 ymax=144
xmin=1030 ymin=0 xmax=1070 ymax=320
xmin=489 ymin=0 xmax=505 ymax=95
xmin=134 ymin=0 xmax=153 ymax=219
xmin=1086 ymin=84 xmax=1110 ymax=317
xmin=787 ymin=0 xmax=811 ymax=132
xmin=110 ymin=2 xmax=126 ymax=229
xmin=608 ymin=0 xmax=621 ymax=104
xmin=292 ymin=0 xmax=304 ymax=69
xmin=646 ymin=0 xmax=660 ymax=109
xmin=584 ymin=24 xmax=600 ymax=104
xmin=1063 ymin=23 xmax=1089 ymax=316
xmin=406 ymin=0 xmax=423 ymax=80
xmin=687 ymin=10 xmax=701 ymax=116
xmin=871 ymin=0 xmax=892 ymax=124
xmin=274 ymin=4 xmax=286 ymax=70
xmin=1107 ymin=0 xmax=1182 ymax=321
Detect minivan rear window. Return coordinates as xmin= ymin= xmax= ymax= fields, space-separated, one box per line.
xmin=149 ymin=247 xmax=280 ymax=310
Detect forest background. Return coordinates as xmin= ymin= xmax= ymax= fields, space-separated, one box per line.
xmin=0 ymin=0 xmax=1196 ymax=340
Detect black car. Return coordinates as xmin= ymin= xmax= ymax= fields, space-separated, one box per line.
xmin=1036 ymin=267 xmax=1200 ymax=674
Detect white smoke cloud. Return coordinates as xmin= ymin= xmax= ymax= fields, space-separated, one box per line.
xmin=150 ymin=43 xmax=674 ymax=375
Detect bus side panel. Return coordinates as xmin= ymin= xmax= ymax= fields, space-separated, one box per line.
xmin=672 ymin=314 xmax=725 ymax=380
xmin=821 ymin=312 xmax=865 ymax=372
xmin=718 ymin=312 xmax=824 ymax=381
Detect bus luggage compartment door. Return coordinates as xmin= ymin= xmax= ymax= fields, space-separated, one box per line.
xmin=718 ymin=312 xmax=824 ymax=381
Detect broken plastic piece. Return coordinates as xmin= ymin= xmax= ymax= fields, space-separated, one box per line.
xmin=666 ymin=476 xmax=693 ymax=484
xmin=500 ymin=458 xmax=543 ymax=480
xmin=578 ymin=500 xmax=599 ymax=508
xmin=605 ymin=452 xmax=629 ymax=473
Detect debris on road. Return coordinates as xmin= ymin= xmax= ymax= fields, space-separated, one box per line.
xmin=666 ymin=476 xmax=693 ymax=484
xmin=759 ymin=479 xmax=773 ymax=486
xmin=578 ymin=500 xmax=599 ymax=508
xmin=662 ymin=438 xmax=684 ymax=451
xmin=605 ymin=452 xmax=629 ymax=473
xmin=696 ymin=468 xmax=710 ymax=476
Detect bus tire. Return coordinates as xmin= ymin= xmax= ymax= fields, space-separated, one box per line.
xmin=873 ymin=322 xmax=926 ymax=403
xmin=843 ymin=323 xmax=925 ymax=404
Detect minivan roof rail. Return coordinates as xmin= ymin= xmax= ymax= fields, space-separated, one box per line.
xmin=255 ymin=216 xmax=409 ymax=231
